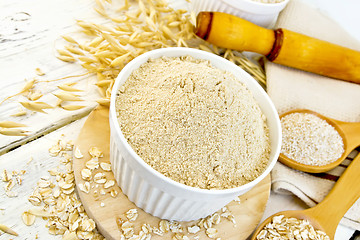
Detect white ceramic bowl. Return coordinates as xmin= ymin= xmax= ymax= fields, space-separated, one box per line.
xmin=109 ymin=47 xmax=281 ymax=221
xmin=191 ymin=0 xmax=290 ymax=28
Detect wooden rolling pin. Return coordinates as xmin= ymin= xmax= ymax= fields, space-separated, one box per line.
xmin=195 ymin=12 xmax=360 ymax=84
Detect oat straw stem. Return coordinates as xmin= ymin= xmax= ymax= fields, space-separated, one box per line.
xmin=37 ymin=72 xmax=90 ymax=83
xmin=0 ymin=79 xmax=36 ymax=105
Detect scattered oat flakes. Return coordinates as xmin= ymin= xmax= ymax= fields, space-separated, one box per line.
xmin=22 ymin=211 xmax=36 ymax=226
xmin=86 ymin=158 xmax=99 ymax=170
xmin=125 ymin=209 xmax=138 ymax=222
xmin=93 ymin=172 xmax=106 ymax=184
xmin=23 ymin=138 xmax=104 ymax=239
xmin=99 ymin=188 xmax=106 ymax=195
xmin=62 ymin=231 xmax=78 ymax=240
xmin=81 ymin=169 xmax=92 ymax=181
xmin=49 ymin=144 xmax=62 ymax=157
xmin=37 ymin=178 xmax=51 ymax=188
xmin=160 ymin=221 xmax=171 ymax=234
xmin=110 ymin=189 xmax=118 ymax=198
xmin=152 ymin=227 xmax=163 ymax=236
xmin=205 ymin=228 xmax=218 ymax=238
xmin=169 ymin=221 xmax=183 ymax=233
xmin=74 ymin=146 xmax=83 ymax=159
xmin=79 ymin=181 xmax=91 ymax=193
xmin=2 ymin=169 xmax=11 ymax=182
xmin=187 ymin=225 xmax=200 ymax=234
xmin=59 ymin=180 xmax=74 ymax=190
xmin=28 ymin=195 xmax=42 ymax=206
xmin=4 ymin=179 xmax=15 ymax=191
xmin=233 ymin=196 xmax=241 ymax=204
xmin=35 ymin=67 xmax=45 ymax=76
xmin=104 ymin=179 xmax=115 ymax=189
xmin=100 ymin=162 xmax=111 ymax=171
xmin=89 ymin=147 xmax=103 ymax=158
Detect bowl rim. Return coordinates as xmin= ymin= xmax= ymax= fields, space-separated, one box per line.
xmin=110 ymin=47 xmax=281 ymax=196
xmin=221 ymin=0 xmax=290 ymax=14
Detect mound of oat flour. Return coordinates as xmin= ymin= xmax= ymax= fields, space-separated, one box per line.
xmin=115 ymin=56 xmax=270 ymax=190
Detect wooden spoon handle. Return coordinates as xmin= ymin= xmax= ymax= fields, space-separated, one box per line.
xmin=306 ymin=153 xmax=360 ymax=237
xmin=335 ymin=120 xmax=360 ymax=150
xmin=195 ymin=12 xmax=360 ymax=84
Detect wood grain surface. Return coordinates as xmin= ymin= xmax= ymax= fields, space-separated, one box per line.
xmin=73 ymin=106 xmax=271 ymax=240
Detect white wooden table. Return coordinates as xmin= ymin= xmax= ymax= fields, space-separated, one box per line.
xmin=1 ymin=0 xmax=359 ymax=239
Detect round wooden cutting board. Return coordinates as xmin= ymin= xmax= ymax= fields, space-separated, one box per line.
xmin=73 ymin=106 xmax=271 ymax=240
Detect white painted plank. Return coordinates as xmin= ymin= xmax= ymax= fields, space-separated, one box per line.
xmin=0 ymin=0 xmax=102 ymax=58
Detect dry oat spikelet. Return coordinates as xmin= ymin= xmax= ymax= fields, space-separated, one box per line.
xmin=57 ymin=55 xmax=76 ymax=62
xmin=0 ymin=223 xmax=18 ymax=236
xmin=96 ymin=98 xmax=110 ymax=107
xmin=57 ymin=49 xmax=74 ymax=57
xmin=58 ymin=84 xmax=83 ymax=92
xmin=62 ymin=35 xmax=78 ymax=44
xmin=53 ymin=92 xmax=83 ymax=101
xmin=20 ymin=101 xmax=54 ymax=113
xmin=0 ymin=128 xmax=28 ymax=136
xmin=0 ymin=79 xmax=37 ymax=105
xmin=11 ymin=109 xmax=27 ymax=117
xmin=0 ymin=121 xmax=27 ymax=128
xmin=61 ymin=105 xmax=86 ymax=111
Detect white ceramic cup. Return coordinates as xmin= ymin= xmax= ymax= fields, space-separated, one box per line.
xmin=109 ymin=47 xmax=281 ymax=221
xmin=191 ymin=0 xmax=290 ymax=28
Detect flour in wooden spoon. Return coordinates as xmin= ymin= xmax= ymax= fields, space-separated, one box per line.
xmin=281 ymin=113 xmax=344 ymax=166
xmin=115 ymin=56 xmax=270 ymax=190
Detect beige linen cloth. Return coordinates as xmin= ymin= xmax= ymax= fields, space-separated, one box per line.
xmin=266 ymin=0 xmax=360 ymax=230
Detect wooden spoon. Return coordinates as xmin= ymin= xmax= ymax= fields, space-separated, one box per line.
xmin=251 ymin=152 xmax=360 ymax=240
xmin=279 ymin=109 xmax=360 ymax=173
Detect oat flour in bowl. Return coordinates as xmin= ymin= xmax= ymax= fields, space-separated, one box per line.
xmin=115 ymin=56 xmax=270 ymax=190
